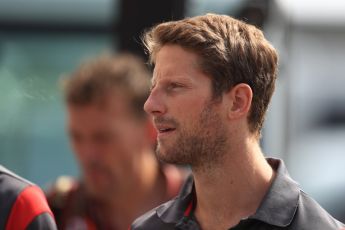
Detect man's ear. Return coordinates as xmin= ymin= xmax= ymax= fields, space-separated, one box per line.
xmin=225 ymin=83 xmax=253 ymax=120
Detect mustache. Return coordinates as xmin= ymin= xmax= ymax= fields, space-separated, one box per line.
xmin=153 ymin=117 xmax=179 ymax=127
xmin=84 ymin=161 xmax=111 ymax=175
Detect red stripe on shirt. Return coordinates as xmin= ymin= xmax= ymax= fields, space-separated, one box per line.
xmin=184 ymin=200 xmax=194 ymax=217
xmin=6 ymin=185 xmax=54 ymax=230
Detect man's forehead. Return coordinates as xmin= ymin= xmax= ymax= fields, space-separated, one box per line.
xmin=151 ymin=62 xmax=200 ymax=86
xmin=150 ymin=70 xmax=194 ymax=87
xmin=151 ymin=67 xmax=170 ymax=84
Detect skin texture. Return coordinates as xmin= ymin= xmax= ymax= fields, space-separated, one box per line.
xmin=144 ymin=44 xmax=274 ymax=230
xmin=144 ymin=45 xmax=228 ymax=170
xmin=67 ymin=95 xmax=150 ymax=201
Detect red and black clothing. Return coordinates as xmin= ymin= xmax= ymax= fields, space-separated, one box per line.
xmin=46 ymin=165 xmax=186 ymax=230
xmin=131 ymin=158 xmax=344 ymax=230
xmin=0 ymin=165 xmax=57 ymax=230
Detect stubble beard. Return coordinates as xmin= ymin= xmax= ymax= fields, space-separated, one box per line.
xmin=156 ymin=101 xmax=228 ymax=171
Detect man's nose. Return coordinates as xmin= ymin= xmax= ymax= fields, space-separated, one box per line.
xmin=144 ymin=89 xmax=166 ymax=116
xmin=77 ymin=142 xmax=100 ymax=160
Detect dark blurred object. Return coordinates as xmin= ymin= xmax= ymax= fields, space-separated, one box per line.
xmin=316 ymin=102 xmax=345 ymax=128
xmin=235 ymin=0 xmax=270 ymax=29
xmin=118 ymin=0 xmax=186 ymax=59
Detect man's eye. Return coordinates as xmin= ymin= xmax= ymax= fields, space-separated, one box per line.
xmin=167 ymin=83 xmax=182 ymax=91
xmin=70 ymin=132 xmax=82 ymax=143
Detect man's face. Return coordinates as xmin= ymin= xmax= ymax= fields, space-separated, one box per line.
xmin=144 ymin=45 xmax=228 ymax=168
xmin=67 ymin=96 xmax=146 ymax=199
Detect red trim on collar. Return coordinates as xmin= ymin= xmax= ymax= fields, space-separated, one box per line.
xmin=183 ymin=200 xmax=194 ymax=217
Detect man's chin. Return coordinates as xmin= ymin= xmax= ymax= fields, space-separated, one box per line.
xmin=155 ymin=145 xmax=172 ymax=162
xmin=85 ymin=184 xmax=111 ymax=200
xmin=85 ymin=177 xmax=108 ymax=193
xmin=156 ymin=148 xmax=189 ymax=165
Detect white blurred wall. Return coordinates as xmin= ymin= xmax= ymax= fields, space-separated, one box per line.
xmin=264 ymin=0 xmax=345 ymax=218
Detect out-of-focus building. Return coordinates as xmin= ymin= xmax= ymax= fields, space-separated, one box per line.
xmin=264 ymin=0 xmax=345 ymax=221
xmin=0 ymin=0 xmax=116 ymax=186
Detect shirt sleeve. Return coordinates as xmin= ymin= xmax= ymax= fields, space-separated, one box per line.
xmin=26 ymin=213 xmax=57 ymax=230
xmin=5 ymin=185 xmax=57 ymax=230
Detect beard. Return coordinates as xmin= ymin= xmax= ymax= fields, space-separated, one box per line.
xmin=155 ymin=101 xmax=227 ymax=170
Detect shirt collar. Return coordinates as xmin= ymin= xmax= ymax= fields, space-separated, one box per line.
xmin=249 ymin=158 xmax=300 ymax=227
xmin=156 ymin=175 xmax=194 ymax=223
xmin=156 ymin=158 xmax=301 ymax=227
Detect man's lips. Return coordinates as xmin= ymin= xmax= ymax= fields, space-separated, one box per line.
xmin=153 ymin=117 xmax=178 ymax=137
xmin=154 ymin=124 xmax=176 ymax=136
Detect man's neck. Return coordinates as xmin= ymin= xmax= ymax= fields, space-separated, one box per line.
xmin=193 ymin=137 xmax=275 ymax=230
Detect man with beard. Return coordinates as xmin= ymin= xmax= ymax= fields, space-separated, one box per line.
xmin=46 ymin=54 xmax=185 ymax=230
xmin=130 ymin=14 xmax=345 ymax=230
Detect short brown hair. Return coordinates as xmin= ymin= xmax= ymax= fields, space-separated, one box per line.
xmin=63 ymin=53 xmax=151 ymax=119
xmin=142 ymin=13 xmax=278 ymax=133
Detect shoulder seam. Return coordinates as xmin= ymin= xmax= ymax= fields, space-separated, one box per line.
xmin=0 ymin=166 xmax=33 ymax=186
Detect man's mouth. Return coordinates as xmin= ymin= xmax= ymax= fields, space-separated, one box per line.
xmin=154 ymin=117 xmax=178 ymax=137
xmin=155 ymin=124 xmax=176 ymax=136
xmin=158 ymin=127 xmax=176 ymax=133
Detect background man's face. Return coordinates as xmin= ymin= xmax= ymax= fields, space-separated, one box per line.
xmin=67 ymin=96 xmax=147 ymax=200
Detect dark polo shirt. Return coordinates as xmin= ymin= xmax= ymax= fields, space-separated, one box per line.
xmin=131 ymin=158 xmax=344 ymax=230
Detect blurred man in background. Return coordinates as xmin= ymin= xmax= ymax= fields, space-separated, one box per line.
xmin=46 ymin=54 xmax=186 ymax=229
xmin=0 ymin=165 xmax=57 ymax=229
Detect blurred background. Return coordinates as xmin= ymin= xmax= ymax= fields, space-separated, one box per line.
xmin=0 ymin=0 xmax=345 ymax=222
